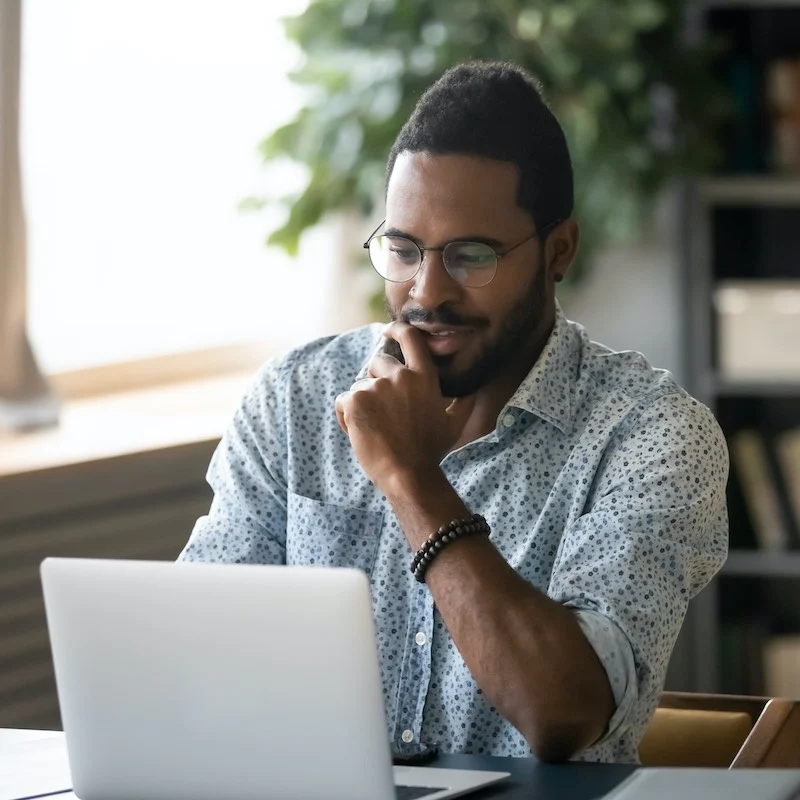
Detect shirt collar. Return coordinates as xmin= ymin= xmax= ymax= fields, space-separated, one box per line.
xmin=504 ymin=302 xmax=578 ymax=435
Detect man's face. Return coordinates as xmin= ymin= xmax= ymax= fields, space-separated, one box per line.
xmin=384 ymin=151 xmax=555 ymax=398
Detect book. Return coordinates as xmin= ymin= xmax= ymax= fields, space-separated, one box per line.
xmin=775 ymin=428 xmax=800 ymax=546
xmin=730 ymin=429 xmax=790 ymax=551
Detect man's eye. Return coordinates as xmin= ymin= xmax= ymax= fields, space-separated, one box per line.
xmin=450 ymin=246 xmax=494 ymax=268
xmin=388 ymin=244 xmax=418 ymax=262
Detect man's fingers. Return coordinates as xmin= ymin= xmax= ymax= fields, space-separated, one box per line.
xmin=338 ymin=382 xmax=382 ymax=434
xmin=334 ymin=391 xmax=351 ymax=435
xmin=381 ymin=321 xmax=434 ymax=374
xmin=367 ymin=352 xmax=406 ymax=380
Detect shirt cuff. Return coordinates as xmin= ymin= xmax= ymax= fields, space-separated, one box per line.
xmin=573 ymin=608 xmax=638 ymax=743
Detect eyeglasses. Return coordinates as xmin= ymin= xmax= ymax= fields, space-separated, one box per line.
xmin=362 ymin=219 xmax=560 ymax=288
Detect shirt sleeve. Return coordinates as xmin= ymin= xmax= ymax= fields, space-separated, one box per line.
xmin=573 ymin=609 xmax=638 ymax=742
xmin=178 ymin=355 xmax=291 ymax=565
xmin=548 ymin=391 xmax=729 ymax=748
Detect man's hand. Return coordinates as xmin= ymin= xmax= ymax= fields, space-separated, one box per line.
xmin=335 ymin=322 xmax=475 ymax=493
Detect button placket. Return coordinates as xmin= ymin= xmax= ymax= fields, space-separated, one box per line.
xmin=393 ymin=581 xmax=434 ymax=747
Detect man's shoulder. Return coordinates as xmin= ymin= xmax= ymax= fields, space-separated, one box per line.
xmin=572 ymin=321 xmax=686 ymax=406
xmin=570 ymin=321 xmax=723 ymax=442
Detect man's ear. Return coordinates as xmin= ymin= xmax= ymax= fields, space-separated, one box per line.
xmin=544 ymin=219 xmax=580 ymax=283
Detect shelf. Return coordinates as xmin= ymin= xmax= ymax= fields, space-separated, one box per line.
xmin=698 ymin=177 xmax=800 ymax=207
xmin=709 ymin=375 xmax=800 ymax=397
xmin=698 ymin=0 xmax=800 ymax=7
xmin=723 ymin=550 xmax=800 ymax=577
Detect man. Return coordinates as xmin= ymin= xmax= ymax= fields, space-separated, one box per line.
xmin=179 ymin=61 xmax=728 ymax=763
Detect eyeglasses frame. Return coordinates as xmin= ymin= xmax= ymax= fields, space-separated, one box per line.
xmin=362 ymin=218 xmax=563 ymax=286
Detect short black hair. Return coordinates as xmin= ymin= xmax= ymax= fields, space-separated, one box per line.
xmin=387 ymin=61 xmax=573 ymax=234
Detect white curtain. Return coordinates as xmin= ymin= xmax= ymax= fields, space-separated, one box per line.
xmin=0 ymin=0 xmax=58 ymax=431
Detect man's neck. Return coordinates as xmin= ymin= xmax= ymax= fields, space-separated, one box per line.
xmin=451 ymin=312 xmax=555 ymax=451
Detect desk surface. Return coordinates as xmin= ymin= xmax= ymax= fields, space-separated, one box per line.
xmin=7 ymin=730 xmax=800 ymax=800
xmin=2 ymin=729 xmax=637 ymax=800
xmin=432 ymin=753 xmax=636 ymax=799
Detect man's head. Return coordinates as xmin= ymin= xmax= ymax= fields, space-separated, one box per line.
xmin=380 ymin=61 xmax=579 ymax=398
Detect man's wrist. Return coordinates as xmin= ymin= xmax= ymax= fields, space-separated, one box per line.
xmin=381 ymin=467 xmax=469 ymax=551
xmin=382 ymin=465 xmax=449 ymax=502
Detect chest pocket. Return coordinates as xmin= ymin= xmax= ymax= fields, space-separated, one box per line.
xmin=286 ymin=491 xmax=384 ymax=578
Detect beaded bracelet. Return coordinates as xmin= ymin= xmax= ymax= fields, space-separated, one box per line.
xmin=411 ymin=513 xmax=491 ymax=583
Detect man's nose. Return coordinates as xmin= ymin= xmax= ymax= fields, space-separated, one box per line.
xmin=408 ymin=250 xmax=463 ymax=309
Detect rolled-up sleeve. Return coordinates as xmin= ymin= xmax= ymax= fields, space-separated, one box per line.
xmin=178 ymin=355 xmax=292 ymax=565
xmin=549 ymin=392 xmax=729 ymax=751
xmin=574 ymin=609 xmax=638 ymax=742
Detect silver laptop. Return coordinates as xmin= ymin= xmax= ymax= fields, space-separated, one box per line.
xmin=605 ymin=768 xmax=800 ymax=800
xmin=41 ymin=558 xmax=509 ymax=800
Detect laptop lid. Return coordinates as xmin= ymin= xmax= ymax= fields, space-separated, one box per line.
xmin=41 ymin=558 xmax=396 ymax=800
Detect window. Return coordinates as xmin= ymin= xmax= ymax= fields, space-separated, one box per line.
xmin=20 ymin=0 xmax=344 ymax=376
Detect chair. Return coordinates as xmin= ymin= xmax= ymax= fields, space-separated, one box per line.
xmin=639 ymin=692 xmax=800 ymax=768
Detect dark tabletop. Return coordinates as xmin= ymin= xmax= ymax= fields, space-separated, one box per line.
xmin=430 ymin=753 xmax=638 ymax=800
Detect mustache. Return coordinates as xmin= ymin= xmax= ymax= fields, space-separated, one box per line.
xmin=400 ymin=305 xmax=487 ymax=328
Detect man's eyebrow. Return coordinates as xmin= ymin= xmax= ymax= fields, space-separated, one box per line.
xmin=382 ymin=226 xmax=419 ymax=241
xmin=382 ymin=227 xmax=505 ymax=249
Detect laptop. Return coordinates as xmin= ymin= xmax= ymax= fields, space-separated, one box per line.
xmin=605 ymin=768 xmax=800 ymax=800
xmin=40 ymin=558 xmax=509 ymax=800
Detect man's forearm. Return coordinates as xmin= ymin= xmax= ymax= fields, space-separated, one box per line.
xmin=384 ymin=469 xmax=615 ymax=762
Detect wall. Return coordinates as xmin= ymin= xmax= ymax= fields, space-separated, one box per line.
xmin=559 ymin=190 xmax=686 ymax=385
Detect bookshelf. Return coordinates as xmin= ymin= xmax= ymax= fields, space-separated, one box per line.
xmin=698 ymin=177 xmax=800 ymax=205
xmin=711 ymin=377 xmax=800 ymax=397
xmin=700 ymin=1 xmax=800 ymax=7
xmin=695 ymin=0 xmax=798 ymax=10
xmin=723 ymin=551 xmax=800 ymax=577
xmin=678 ymin=1 xmax=800 ymax=696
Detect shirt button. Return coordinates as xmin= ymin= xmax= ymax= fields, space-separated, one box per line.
xmin=415 ymin=632 xmax=427 ymax=646
xmin=401 ymin=729 xmax=415 ymax=743
xmin=456 ymin=450 xmax=468 ymax=461
xmin=503 ymin=414 xmax=515 ymax=428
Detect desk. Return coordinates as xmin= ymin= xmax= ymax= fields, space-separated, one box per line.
xmin=1 ymin=729 xmax=64 ymax=746
xmin=3 ymin=729 xmax=637 ymax=800
xmin=430 ymin=753 xmax=636 ymax=799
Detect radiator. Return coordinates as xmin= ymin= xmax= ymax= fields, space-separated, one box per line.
xmin=0 ymin=487 xmax=211 ymax=729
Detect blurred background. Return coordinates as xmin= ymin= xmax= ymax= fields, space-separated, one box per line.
xmin=1 ymin=0 xmax=800 ymax=730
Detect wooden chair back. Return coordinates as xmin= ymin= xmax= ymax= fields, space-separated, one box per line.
xmin=639 ymin=691 xmax=800 ymax=768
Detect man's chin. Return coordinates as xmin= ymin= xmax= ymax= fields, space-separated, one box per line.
xmin=437 ymin=366 xmax=491 ymax=399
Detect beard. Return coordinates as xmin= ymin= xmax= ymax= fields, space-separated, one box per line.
xmin=386 ymin=263 xmax=549 ymax=398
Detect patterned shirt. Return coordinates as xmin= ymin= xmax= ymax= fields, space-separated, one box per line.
xmin=178 ymin=304 xmax=729 ymax=763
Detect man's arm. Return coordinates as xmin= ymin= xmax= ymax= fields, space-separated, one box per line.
xmin=179 ymin=358 xmax=290 ymax=564
xmin=545 ymin=393 xmax=729 ymax=752
xmin=383 ymin=470 xmax=614 ymax=762
xmin=336 ymin=323 xmax=729 ymax=762
xmin=384 ymin=392 xmax=728 ymax=761
xmin=335 ymin=323 xmax=613 ymax=759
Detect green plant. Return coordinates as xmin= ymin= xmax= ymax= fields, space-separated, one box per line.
xmin=253 ymin=0 xmax=729 ymax=294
